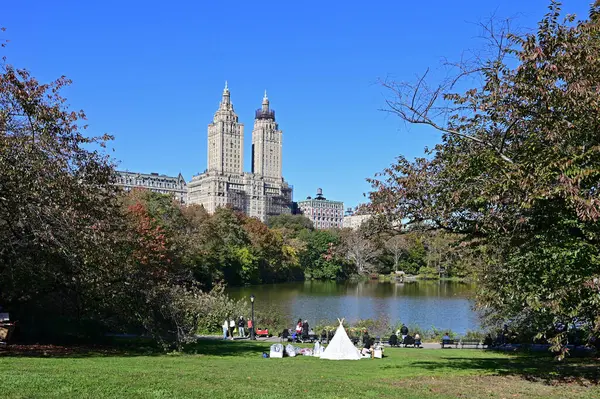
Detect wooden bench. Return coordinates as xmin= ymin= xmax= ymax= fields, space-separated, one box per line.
xmin=459 ymin=340 xmax=482 ymax=349
xmin=440 ymin=339 xmax=457 ymax=348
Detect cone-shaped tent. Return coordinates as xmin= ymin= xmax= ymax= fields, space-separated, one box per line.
xmin=321 ymin=319 xmax=361 ymax=360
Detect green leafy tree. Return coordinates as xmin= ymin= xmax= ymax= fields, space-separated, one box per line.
xmin=299 ymin=229 xmax=345 ymax=279
xmin=368 ymin=1 xmax=600 ymax=356
xmin=267 ymin=214 xmax=314 ymax=232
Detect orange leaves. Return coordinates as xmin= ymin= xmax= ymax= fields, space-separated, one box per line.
xmin=125 ymin=198 xmax=171 ymax=268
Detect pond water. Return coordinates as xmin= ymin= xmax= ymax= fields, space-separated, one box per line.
xmin=228 ymin=280 xmax=480 ymax=334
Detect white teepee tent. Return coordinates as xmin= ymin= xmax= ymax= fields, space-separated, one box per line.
xmin=321 ymin=318 xmax=361 ymax=360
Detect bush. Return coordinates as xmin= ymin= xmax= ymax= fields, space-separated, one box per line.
xmin=353 ymin=318 xmax=392 ymax=337
xmin=462 ymin=330 xmax=486 ymax=341
xmin=195 ymin=284 xmax=249 ymax=335
xmin=254 ymin=305 xmax=287 ymax=334
xmin=417 ymin=267 xmax=440 ymax=280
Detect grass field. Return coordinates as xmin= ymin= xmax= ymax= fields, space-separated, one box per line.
xmin=0 ymin=340 xmax=598 ymax=398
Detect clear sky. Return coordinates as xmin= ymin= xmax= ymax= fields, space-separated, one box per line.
xmin=2 ymin=0 xmax=591 ymax=208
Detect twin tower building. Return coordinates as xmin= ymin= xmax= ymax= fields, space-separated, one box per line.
xmin=187 ymin=83 xmax=293 ymax=222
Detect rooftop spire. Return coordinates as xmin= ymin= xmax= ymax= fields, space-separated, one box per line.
xmin=261 ymin=89 xmax=269 ymax=111
xmin=220 ymin=81 xmax=231 ymax=110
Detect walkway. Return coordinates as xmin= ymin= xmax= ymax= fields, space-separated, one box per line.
xmin=197 ymin=335 xmax=462 ymax=349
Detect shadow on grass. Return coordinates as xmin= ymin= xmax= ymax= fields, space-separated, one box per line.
xmin=0 ymin=338 xmax=272 ymax=359
xmin=183 ymin=339 xmax=272 ymax=357
xmin=400 ymin=352 xmax=600 ymax=386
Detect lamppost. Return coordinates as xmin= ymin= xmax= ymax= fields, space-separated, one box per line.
xmin=250 ymin=294 xmax=255 ymax=340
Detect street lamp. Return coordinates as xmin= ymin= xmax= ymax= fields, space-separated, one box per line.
xmin=250 ymin=294 xmax=255 ymax=340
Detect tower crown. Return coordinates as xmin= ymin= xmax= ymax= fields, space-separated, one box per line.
xmin=219 ymin=81 xmax=232 ymax=110
xmin=255 ymin=91 xmax=275 ymax=120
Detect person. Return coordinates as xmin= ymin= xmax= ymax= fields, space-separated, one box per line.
xmin=222 ymin=318 xmax=229 ymax=340
xmin=302 ymin=320 xmax=309 ymax=340
xmin=442 ymin=332 xmax=451 ymax=342
xmin=238 ymin=316 xmax=246 ymax=338
xmin=361 ymin=338 xmax=373 ymax=357
xmin=400 ymin=324 xmax=409 ymax=342
xmin=389 ymin=333 xmax=398 ymax=347
xmin=247 ymin=317 xmax=253 ymax=338
xmin=362 ymin=330 xmax=370 ymax=346
xmin=229 ymin=317 xmax=235 ymax=340
xmin=320 ymin=329 xmax=328 ymax=343
xmin=414 ymin=333 xmax=422 ymax=347
xmin=295 ymin=319 xmax=303 ymax=336
xmin=281 ymin=328 xmax=290 ymax=341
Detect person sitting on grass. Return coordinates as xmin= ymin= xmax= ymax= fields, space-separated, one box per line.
xmin=361 ymin=338 xmax=374 ymax=357
xmin=362 ymin=330 xmax=370 ymax=346
xmin=295 ymin=319 xmax=303 ymax=336
xmin=414 ymin=333 xmax=422 ymax=347
xmin=403 ymin=334 xmax=415 ymax=347
xmin=281 ymin=328 xmax=290 ymax=341
xmin=389 ymin=333 xmax=398 ymax=347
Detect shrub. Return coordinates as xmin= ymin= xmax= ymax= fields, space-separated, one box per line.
xmin=195 ymin=284 xmax=249 ymax=335
xmin=254 ymin=304 xmax=287 ymax=334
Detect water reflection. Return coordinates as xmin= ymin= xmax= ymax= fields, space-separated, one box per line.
xmin=228 ymin=280 xmax=480 ymax=334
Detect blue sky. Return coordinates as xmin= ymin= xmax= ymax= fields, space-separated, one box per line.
xmin=2 ymin=1 xmax=591 ymax=208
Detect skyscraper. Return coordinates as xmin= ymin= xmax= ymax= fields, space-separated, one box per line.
xmin=187 ymin=84 xmax=292 ymax=222
xmin=252 ymin=91 xmax=282 ymax=180
xmin=207 ymin=82 xmax=244 ymax=175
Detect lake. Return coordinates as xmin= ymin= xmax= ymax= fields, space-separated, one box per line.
xmin=228 ymin=280 xmax=480 ymax=334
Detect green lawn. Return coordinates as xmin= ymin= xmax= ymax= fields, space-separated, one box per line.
xmin=0 ymin=341 xmax=598 ymax=398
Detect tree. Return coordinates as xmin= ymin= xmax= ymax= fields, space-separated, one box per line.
xmin=298 ymin=229 xmax=345 ymax=279
xmin=368 ymin=1 xmax=600 ymax=356
xmin=0 ymin=50 xmax=124 ymax=339
xmin=341 ymin=230 xmax=380 ymax=274
xmin=267 ymin=214 xmax=314 ymax=232
xmin=384 ymin=235 xmax=409 ymax=272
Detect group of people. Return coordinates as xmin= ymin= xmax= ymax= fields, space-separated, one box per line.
xmin=295 ymin=319 xmax=310 ymax=337
xmin=280 ymin=319 xmax=316 ymax=342
xmin=388 ymin=324 xmax=422 ymax=347
xmin=222 ymin=316 xmax=253 ymax=340
xmin=281 ymin=319 xmax=315 ymax=341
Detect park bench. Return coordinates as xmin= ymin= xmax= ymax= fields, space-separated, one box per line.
xmin=440 ymin=339 xmax=457 ymax=348
xmin=299 ymin=334 xmax=318 ymax=343
xmin=459 ymin=340 xmax=482 ymax=349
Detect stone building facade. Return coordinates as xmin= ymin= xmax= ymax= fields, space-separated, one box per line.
xmin=115 ymin=170 xmax=187 ymax=204
xmin=187 ymin=84 xmax=292 ymax=222
xmin=297 ymin=188 xmax=344 ymax=229
xmin=343 ymin=212 xmax=372 ymax=230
